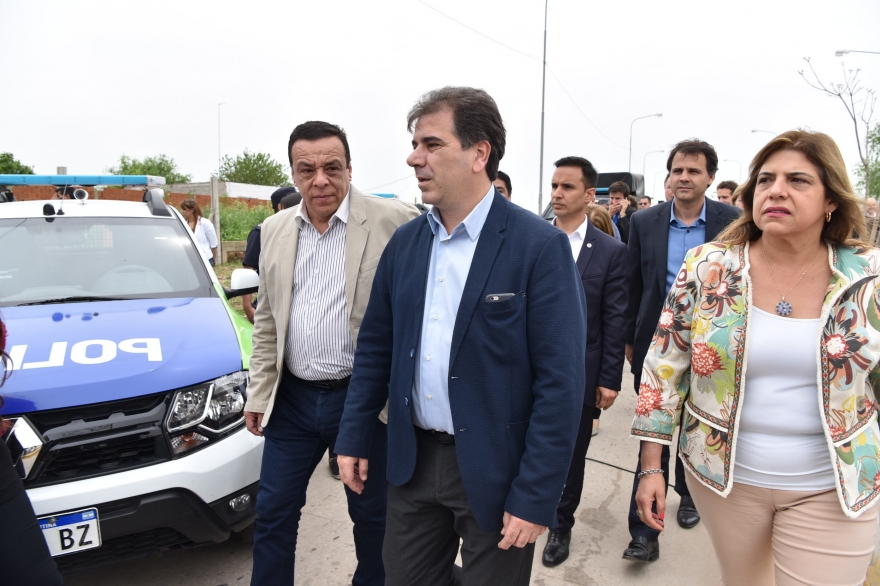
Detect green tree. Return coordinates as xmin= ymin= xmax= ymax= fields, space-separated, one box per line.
xmin=855 ymin=123 xmax=880 ymax=200
xmin=107 ymin=154 xmax=192 ymax=184
xmin=0 ymin=152 xmax=35 ymax=174
xmin=218 ymin=150 xmax=292 ymax=187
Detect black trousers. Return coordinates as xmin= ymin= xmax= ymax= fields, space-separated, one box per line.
xmin=628 ymin=372 xmax=689 ymax=541
xmin=551 ymin=402 xmax=595 ymax=532
xmin=0 ymin=443 xmax=63 ymax=586
xmin=383 ymin=428 xmax=534 ymax=586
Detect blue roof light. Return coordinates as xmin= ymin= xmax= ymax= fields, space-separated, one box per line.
xmin=0 ymin=175 xmax=166 ymax=186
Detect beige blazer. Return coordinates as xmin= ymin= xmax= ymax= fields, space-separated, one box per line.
xmin=245 ymin=186 xmax=420 ymax=427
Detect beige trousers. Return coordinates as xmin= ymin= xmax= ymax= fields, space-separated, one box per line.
xmin=685 ymin=470 xmax=878 ymax=586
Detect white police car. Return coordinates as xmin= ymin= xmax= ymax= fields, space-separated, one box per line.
xmin=0 ymin=175 xmax=263 ymax=574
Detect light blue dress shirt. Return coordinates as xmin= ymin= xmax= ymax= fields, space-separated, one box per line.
xmin=666 ymin=199 xmax=707 ymax=296
xmin=412 ymin=186 xmax=495 ymax=434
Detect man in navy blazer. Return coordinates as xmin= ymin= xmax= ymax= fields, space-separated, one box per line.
xmin=623 ymin=139 xmax=741 ymax=563
xmin=541 ymin=157 xmax=628 ymax=567
xmin=335 ymin=87 xmax=587 ymax=585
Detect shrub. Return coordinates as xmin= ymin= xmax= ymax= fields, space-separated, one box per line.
xmin=201 ymin=199 xmax=273 ymax=241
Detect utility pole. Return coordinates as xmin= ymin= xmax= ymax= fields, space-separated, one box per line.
xmin=210 ymin=175 xmax=221 ymax=261
xmin=537 ymin=0 xmax=549 ymax=215
xmin=218 ymin=103 xmax=226 ymax=177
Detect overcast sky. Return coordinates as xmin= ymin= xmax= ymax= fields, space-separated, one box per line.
xmin=2 ymin=0 xmax=878 ymax=213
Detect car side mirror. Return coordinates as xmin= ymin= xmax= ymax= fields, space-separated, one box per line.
xmin=224 ymin=268 xmax=259 ymax=299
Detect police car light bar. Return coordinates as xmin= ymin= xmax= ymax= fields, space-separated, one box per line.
xmin=0 ymin=175 xmax=166 ymax=186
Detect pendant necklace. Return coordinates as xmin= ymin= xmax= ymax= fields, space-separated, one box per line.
xmin=760 ymin=243 xmax=823 ymax=317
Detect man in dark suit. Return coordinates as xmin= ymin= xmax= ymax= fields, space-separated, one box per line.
xmin=541 ymin=157 xmax=628 ymax=567
xmin=335 ymin=87 xmax=587 ymax=585
xmin=608 ymin=180 xmax=632 ymax=244
xmin=623 ymin=139 xmax=741 ymax=563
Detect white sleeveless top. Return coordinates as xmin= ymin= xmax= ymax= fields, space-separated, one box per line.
xmin=733 ymin=307 xmax=837 ymax=491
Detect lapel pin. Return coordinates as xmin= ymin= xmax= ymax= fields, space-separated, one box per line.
xmin=587 ymin=243 xmax=593 ymax=248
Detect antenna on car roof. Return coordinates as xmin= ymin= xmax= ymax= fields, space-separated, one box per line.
xmin=56 ymin=183 xmax=67 ymax=215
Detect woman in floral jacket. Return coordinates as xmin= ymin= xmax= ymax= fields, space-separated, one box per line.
xmin=632 ymin=130 xmax=880 ymax=586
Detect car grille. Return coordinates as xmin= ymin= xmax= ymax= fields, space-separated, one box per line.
xmin=55 ymin=527 xmax=193 ymax=574
xmin=19 ymin=392 xmax=173 ymax=489
xmin=41 ymin=433 xmax=159 ymax=481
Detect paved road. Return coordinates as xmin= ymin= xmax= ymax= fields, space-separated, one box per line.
xmin=63 ymin=372 xmax=878 ymax=586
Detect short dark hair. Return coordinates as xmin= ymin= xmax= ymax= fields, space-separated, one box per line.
xmin=496 ymin=170 xmax=512 ymax=195
xmin=640 ymin=195 xmax=651 ymax=202
xmin=717 ymin=180 xmax=738 ymax=192
xmin=407 ymin=87 xmax=506 ymax=180
xmin=666 ymin=139 xmax=719 ymax=176
xmin=608 ymin=181 xmax=630 ymax=196
xmin=553 ymin=156 xmax=598 ymax=189
xmin=270 ymin=186 xmax=298 ymax=211
xmin=55 ymin=186 xmax=76 ymax=198
xmin=288 ymin=121 xmax=351 ymax=167
xmin=280 ymin=191 xmax=302 ymax=210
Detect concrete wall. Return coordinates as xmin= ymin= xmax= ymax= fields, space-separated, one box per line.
xmin=163 ymin=181 xmax=279 ymax=201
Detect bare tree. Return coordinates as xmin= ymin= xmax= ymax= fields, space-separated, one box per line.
xmin=801 ymin=58 xmax=877 ymax=243
xmin=800 ymin=58 xmax=876 ymax=196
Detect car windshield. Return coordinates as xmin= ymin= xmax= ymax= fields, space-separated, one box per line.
xmin=0 ymin=217 xmax=214 ymax=306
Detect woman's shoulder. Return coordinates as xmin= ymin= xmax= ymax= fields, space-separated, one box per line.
xmin=834 ymin=245 xmax=880 ymax=280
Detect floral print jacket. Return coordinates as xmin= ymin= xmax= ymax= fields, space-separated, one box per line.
xmin=631 ymin=241 xmax=880 ymax=518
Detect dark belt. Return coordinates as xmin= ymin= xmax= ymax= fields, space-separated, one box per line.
xmin=415 ymin=425 xmax=455 ymax=445
xmin=290 ymin=373 xmax=351 ymax=392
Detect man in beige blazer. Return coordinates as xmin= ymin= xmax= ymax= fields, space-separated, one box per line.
xmin=244 ymin=121 xmax=419 ymax=586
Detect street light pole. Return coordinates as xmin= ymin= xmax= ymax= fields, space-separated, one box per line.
xmin=218 ymin=102 xmax=226 ymax=177
xmin=629 ymin=113 xmax=662 ymax=173
xmin=751 ymin=129 xmax=776 ymax=136
xmin=835 ymin=49 xmax=880 ymax=57
xmin=642 ymin=149 xmax=664 ymax=178
xmin=723 ymin=159 xmax=742 ymax=182
xmin=653 ymin=170 xmax=666 ymax=198
xmin=537 ymin=0 xmax=549 ymax=215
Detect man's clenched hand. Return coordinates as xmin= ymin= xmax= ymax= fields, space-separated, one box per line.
xmin=595 ymin=386 xmax=619 ymax=410
xmin=244 ymin=411 xmax=264 ymax=437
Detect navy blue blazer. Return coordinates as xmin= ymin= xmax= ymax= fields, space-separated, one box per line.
xmin=577 ymin=222 xmax=628 ymax=403
xmin=335 ymin=190 xmax=587 ymax=532
xmin=625 ymin=199 xmax=741 ymax=380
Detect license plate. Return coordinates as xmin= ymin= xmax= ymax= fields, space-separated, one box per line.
xmin=39 ymin=508 xmax=102 ymax=557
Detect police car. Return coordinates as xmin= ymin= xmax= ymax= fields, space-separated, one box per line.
xmin=0 ymin=175 xmax=263 ymax=574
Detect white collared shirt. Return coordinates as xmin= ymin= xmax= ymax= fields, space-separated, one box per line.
xmin=554 ymin=215 xmax=589 ymax=260
xmin=285 ymin=189 xmax=354 ymax=380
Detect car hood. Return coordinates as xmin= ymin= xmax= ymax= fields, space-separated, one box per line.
xmin=1 ymin=298 xmax=243 ymax=415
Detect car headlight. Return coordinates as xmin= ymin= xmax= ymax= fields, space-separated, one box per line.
xmin=166 ymin=371 xmax=248 ymax=456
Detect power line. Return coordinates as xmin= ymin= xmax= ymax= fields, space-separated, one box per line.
xmin=364 ymin=173 xmax=414 ymax=192
xmin=415 ymin=0 xmax=625 ymax=150
xmin=545 ymin=66 xmax=626 ymax=149
xmin=585 ymin=457 xmax=674 ymax=488
xmin=416 ymin=0 xmax=542 ymax=64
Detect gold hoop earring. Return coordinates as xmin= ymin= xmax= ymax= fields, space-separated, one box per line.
xmin=826 ymin=211 xmax=832 ymax=223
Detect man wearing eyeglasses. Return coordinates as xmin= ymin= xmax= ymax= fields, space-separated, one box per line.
xmin=243 ymin=120 xmax=419 ymax=585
